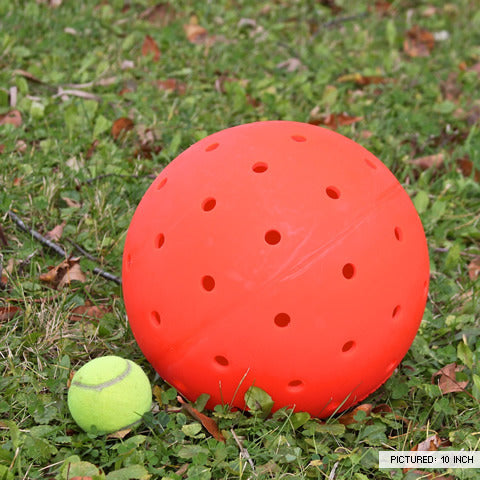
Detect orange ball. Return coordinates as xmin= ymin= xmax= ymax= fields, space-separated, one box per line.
xmin=122 ymin=121 xmax=429 ymax=417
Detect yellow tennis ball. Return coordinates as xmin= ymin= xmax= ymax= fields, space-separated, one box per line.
xmin=67 ymin=356 xmax=152 ymax=434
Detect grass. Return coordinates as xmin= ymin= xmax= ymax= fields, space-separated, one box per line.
xmin=1 ymin=0 xmax=480 ymax=478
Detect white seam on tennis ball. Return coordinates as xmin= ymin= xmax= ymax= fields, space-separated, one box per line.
xmin=72 ymin=360 xmax=132 ymax=391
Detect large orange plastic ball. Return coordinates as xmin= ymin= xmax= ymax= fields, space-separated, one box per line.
xmin=122 ymin=121 xmax=429 ymax=417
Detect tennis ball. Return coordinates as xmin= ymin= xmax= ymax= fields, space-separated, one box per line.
xmin=67 ymin=356 xmax=152 ymax=434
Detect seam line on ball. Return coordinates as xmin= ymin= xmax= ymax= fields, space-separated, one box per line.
xmin=72 ymin=361 xmax=132 ymax=391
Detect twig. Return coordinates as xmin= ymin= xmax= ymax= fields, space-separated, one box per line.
xmin=320 ymin=12 xmax=368 ymax=29
xmin=8 ymin=211 xmax=68 ymax=258
xmin=67 ymin=239 xmax=99 ymax=262
xmin=231 ymin=429 xmax=257 ymax=477
xmin=7 ymin=210 xmax=121 ymax=285
xmin=0 ymin=253 xmax=4 ymax=290
xmin=0 ymin=223 xmax=9 ymax=247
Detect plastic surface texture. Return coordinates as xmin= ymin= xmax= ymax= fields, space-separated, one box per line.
xmin=67 ymin=356 xmax=152 ymax=433
xmin=122 ymin=121 xmax=429 ymax=417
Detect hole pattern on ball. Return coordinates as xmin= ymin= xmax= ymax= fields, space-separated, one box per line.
xmin=202 ymin=197 xmax=216 ymax=211
xmin=252 ymin=162 xmax=268 ymax=173
xmin=157 ymin=177 xmax=168 ymax=189
xmin=326 ymin=186 xmax=340 ymax=199
xmin=154 ymin=233 xmax=165 ymax=249
xmin=123 ymin=121 xmax=430 ymax=418
xmin=342 ymin=263 xmax=355 ymax=279
xmin=274 ymin=313 xmax=291 ymax=327
xmin=291 ymin=135 xmax=307 ymax=142
xmin=214 ymin=355 xmax=229 ymax=367
xmin=342 ymin=340 xmax=355 ymax=352
xmin=202 ymin=275 xmax=215 ymax=291
xmin=205 ymin=142 xmax=219 ymax=152
xmin=265 ymin=230 xmax=281 ymax=245
xmin=151 ymin=310 xmax=161 ymax=327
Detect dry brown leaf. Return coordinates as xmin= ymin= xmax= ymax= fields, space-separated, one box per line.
xmin=276 ymin=58 xmax=303 ymax=72
xmin=85 ymin=139 xmax=99 ymax=159
xmin=0 ymin=223 xmax=8 ymax=247
xmin=40 ymin=258 xmax=86 ymax=289
xmin=0 ymin=110 xmax=22 ymax=128
xmin=404 ymin=26 xmax=435 ymax=58
xmin=467 ymin=256 xmax=480 ymax=281
xmin=0 ymin=144 xmax=4 ymax=154
xmin=412 ymin=434 xmax=442 ymax=452
xmin=155 ymin=79 xmax=187 ymax=95
xmin=440 ymin=71 xmax=462 ymax=101
xmin=432 ymin=363 xmax=468 ymax=394
xmin=456 ymin=155 xmax=480 ymax=182
xmin=337 ymin=73 xmax=390 ymax=86
xmin=153 ymin=384 xmax=164 ymax=406
xmin=178 ymin=396 xmax=226 ymax=443
xmin=410 ymin=152 xmax=444 ymax=170
xmin=0 ymin=305 xmax=21 ymax=322
xmin=141 ymin=35 xmax=161 ymax=62
xmin=45 ymin=221 xmax=66 ymax=242
xmin=139 ymin=2 xmax=176 ymax=26
xmin=309 ymin=112 xmax=363 ymax=130
xmin=371 ymin=0 xmax=394 ymax=15
xmin=183 ymin=22 xmax=209 ymax=45
xmin=62 ymin=196 xmax=81 ymax=208
xmin=107 ymin=428 xmax=132 ymax=440
xmin=338 ymin=404 xmax=373 ymax=425
xmin=70 ymin=303 xmax=109 ymax=323
xmin=111 ymin=117 xmax=134 ymax=140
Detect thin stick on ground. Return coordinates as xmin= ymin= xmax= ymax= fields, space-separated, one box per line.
xmin=7 ymin=210 xmax=122 ymax=285
xmin=230 ymin=428 xmax=257 ymax=478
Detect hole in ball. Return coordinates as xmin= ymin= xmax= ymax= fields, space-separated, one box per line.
xmin=205 ymin=142 xmax=219 ymax=152
xmin=342 ymin=263 xmax=355 ymax=279
xmin=202 ymin=197 xmax=216 ymax=211
xmin=394 ymin=227 xmax=403 ymax=241
xmin=202 ymin=275 xmax=215 ymax=291
xmin=291 ymin=135 xmax=306 ymax=142
xmin=126 ymin=253 xmax=132 ymax=269
xmin=151 ymin=310 xmax=161 ymax=327
xmin=288 ymin=379 xmax=304 ymax=391
xmin=265 ymin=230 xmax=281 ymax=245
xmin=214 ymin=355 xmax=229 ymax=367
xmin=274 ymin=313 xmax=291 ymax=327
xmin=392 ymin=305 xmax=401 ymax=318
xmin=342 ymin=340 xmax=355 ymax=352
xmin=326 ymin=186 xmax=341 ymax=199
xmin=154 ymin=233 xmax=165 ymax=249
xmin=252 ymin=162 xmax=268 ymax=173
xmin=157 ymin=177 xmax=168 ymax=189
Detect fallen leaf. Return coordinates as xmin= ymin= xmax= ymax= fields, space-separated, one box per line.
xmin=155 ymin=79 xmax=187 ymax=95
xmin=371 ymin=0 xmax=393 ymax=15
xmin=0 ymin=305 xmax=21 ymax=322
xmin=409 ymin=152 xmax=445 ymax=170
xmin=15 ymin=140 xmax=27 ymax=154
xmin=337 ymin=73 xmax=390 ymax=86
xmin=404 ymin=26 xmax=435 ymax=58
xmin=432 ymin=363 xmax=468 ymax=394
xmin=178 ymin=396 xmax=226 ymax=443
xmin=0 ymin=223 xmax=8 ymax=247
xmin=467 ymin=256 xmax=480 ymax=281
xmin=40 ymin=258 xmax=86 ymax=289
xmin=0 ymin=110 xmax=22 ymax=128
xmin=440 ymin=72 xmax=462 ymax=101
xmin=111 ymin=117 xmax=134 ymax=140
xmin=45 ymin=221 xmax=66 ymax=242
xmin=139 ymin=2 xmax=176 ymax=26
xmin=62 ymin=196 xmax=81 ymax=208
xmin=276 ymin=58 xmax=303 ymax=72
xmin=184 ymin=23 xmax=209 ymax=44
xmin=0 ymin=144 xmax=4 ymax=154
xmin=338 ymin=404 xmax=373 ymax=425
xmin=70 ymin=303 xmax=109 ymax=323
xmin=412 ymin=434 xmax=442 ymax=452
xmin=153 ymin=385 xmax=164 ymax=406
xmin=85 ymin=139 xmax=99 ymax=159
xmin=107 ymin=428 xmax=131 ymax=440
xmin=309 ymin=112 xmax=363 ymax=130
xmin=141 ymin=35 xmax=161 ymax=62
xmin=456 ymin=155 xmax=480 ymax=182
